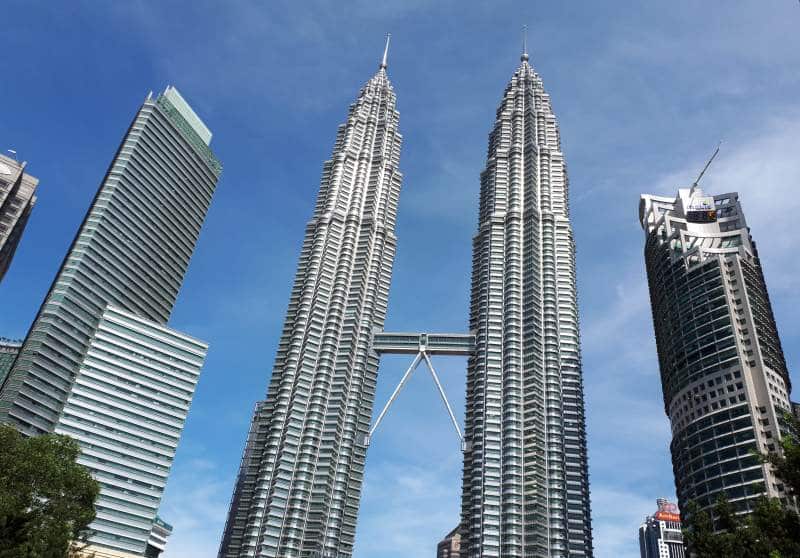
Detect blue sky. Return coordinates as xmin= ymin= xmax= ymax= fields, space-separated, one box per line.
xmin=2 ymin=2 xmax=799 ymax=557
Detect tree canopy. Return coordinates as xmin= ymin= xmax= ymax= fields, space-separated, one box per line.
xmin=0 ymin=424 xmax=99 ymax=558
xmin=683 ymin=412 xmax=800 ymax=558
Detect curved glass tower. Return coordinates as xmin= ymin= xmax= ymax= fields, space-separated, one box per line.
xmin=219 ymin=41 xmax=403 ymax=558
xmin=460 ymin=50 xmax=592 ymax=557
xmin=640 ymin=185 xmax=793 ymax=518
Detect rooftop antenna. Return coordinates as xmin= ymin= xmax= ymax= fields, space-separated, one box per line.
xmin=380 ymin=33 xmax=391 ymax=70
xmin=690 ymin=141 xmax=722 ymax=195
xmin=521 ymin=25 xmax=529 ymax=61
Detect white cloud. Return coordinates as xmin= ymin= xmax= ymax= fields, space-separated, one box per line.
xmin=355 ymin=457 xmax=462 ymax=558
xmin=591 ymin=487 xmax=655 ymax=558
xmin=160 ymin=458 xmax=232 ymax=558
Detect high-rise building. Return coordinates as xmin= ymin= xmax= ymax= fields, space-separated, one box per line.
xmin=459 ymin=46 xmax=593 ymax=557
xmin=218 ymin=39 xmax=402 ymax=558
xmin=640 ymin=183 xmax=793 ymax=518
xmin=437 ymin=525 xmax=461 ymax=558
xmin=56 ymin=305 xmax=207 ymax=554
xmin=0 ymin=152 xmax=38 ymax=282
xmin=0 ymin=86 xmax=222 ymax=555
xmin=638 ymin=498 xmax=685 ymax=558
xmin=0 ymin=338 xmax=22 ymax=385
xmin=146 ymin=515 xmax=174 ymax=557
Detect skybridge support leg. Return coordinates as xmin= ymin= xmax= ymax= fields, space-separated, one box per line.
xmin=364 ymin=351 xmax=423 ymax=446
xmin=422 ymin=352 xmax=465 ymax=451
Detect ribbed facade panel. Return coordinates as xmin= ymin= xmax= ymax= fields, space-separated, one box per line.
xmin=0 ymin=340 xmax=21 ymax=385
xmin=218 ymin=63 xmax=402 ymax=558
xmin=54 ymin=305 xmax=207 ymax=554
xmin=461 ymin=56 xmax=592 ymax=558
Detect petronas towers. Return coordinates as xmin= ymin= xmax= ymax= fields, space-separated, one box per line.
xmin=220 ymin=38 xmax=593 ymax=558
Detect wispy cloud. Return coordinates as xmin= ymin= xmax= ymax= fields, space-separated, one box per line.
xmin=592 ymin=487 xmax=655 ymax=558
xmin=160 ymin=456 xmax=232 ymax=558
xmin=356 ymin=457 xmax=462 ymax=557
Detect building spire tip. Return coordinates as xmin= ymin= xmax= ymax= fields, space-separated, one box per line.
xmin=521 ymin=25 xmax=529 ymax=61
xmin=380 ymin=33 xmax=391 ymax=69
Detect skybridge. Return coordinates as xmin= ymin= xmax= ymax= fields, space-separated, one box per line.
xmin=365 ymin=330 xmax=475 ymax=450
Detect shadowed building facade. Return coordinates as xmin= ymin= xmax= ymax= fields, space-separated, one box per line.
xmin=218 ymin=42 xmax=403 ymax=558
xmin=437 ymin=525 xmax=462 ymax=558
xmin=460 ymin=48 xmax=593 ymax=557
xmin=0 ymin=339 xmax=22 ymax=385
xmin=0 ymin=86 xmax=221 ymax=555
xmin=640 ymin=184 xmax=794 ymax=519
xmin=0 ymin=153 xmax=38 ymax=283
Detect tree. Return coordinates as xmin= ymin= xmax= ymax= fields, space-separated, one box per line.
xmin=683 ymin=412 xmax=800 ymax=557
xmin=0 ymin=424 xmax=99 ymax=557
xmin=762 ymin=413 xmax=800 ymax=497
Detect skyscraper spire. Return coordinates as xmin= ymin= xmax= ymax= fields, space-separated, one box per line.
xmin=460 ymin=42 xmax=593 ymax=557
xmin=521 ymin=24 xmax=529 ymax=61
xmin=380 ymin=33 xmax=391 ymax=69
xmin=218 ymin=52 xmax=403 ymax=558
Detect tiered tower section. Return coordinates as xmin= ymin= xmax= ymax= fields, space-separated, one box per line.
xmin=219 ymin=45 xmax=403 ymax=558
xmin=460 ymin=52 xmax=593 ymax=557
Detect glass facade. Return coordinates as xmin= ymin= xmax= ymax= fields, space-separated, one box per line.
xmin=0 ymin=86 xmax=221 ymax=556
xmin=0 ymin=87 xmax=220 ymax=434
xmin=640 ymin=188 xmax=793 ymax=519
xmin=55 ymin=305 xmax=206 ymax=554
xmin=460 ymin=53 xmax=592 ymax=558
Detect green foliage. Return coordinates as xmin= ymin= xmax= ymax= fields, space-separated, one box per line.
xmin=762 ymin=413 xmax=800 ymax=497
xmin=0 ymin=424 xmax=100 ymax=558
xmin=683 ymin=412 xmax=800 ymax=557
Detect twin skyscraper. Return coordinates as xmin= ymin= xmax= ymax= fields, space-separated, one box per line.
xmin=217 ymin=38 xmax=593 ymax=558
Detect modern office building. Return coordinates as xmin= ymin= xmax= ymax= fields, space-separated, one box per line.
xmin=0 ymin=338 xmax=22 ymax=384
xmin=218 ymin=39 xmax=403 ymax=558
xmin=146 ymin=516 xmax=174 ymax=557
xmin=0 ymin=86 xmax=221 ymax=555
xmin=437 ymin=525 xmax=461 ymax=558
xmin=640 ymin=183 xmax=793 ymax=518
xmin=55 ymin=305 xmax=207 ymax=554
xmin=459 ymin=46 xmax=593 ymax=557
xmin=0 ymin=152 xmax=38 ymax=282
xmin=638 ymin=498 xmax=685 ymax=558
